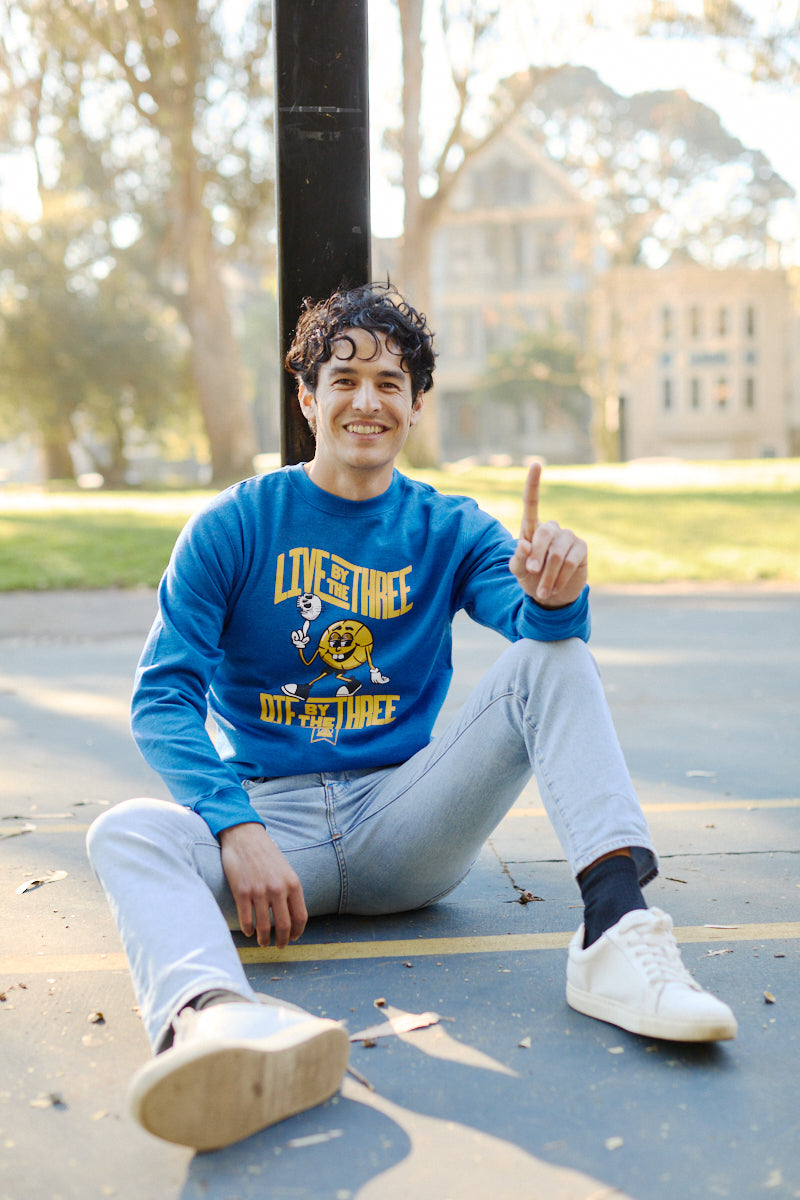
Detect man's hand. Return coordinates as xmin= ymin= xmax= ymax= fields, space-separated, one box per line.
xmin=509 ymin=462 xmax=588 ymax=608
xmin=218 ymin=822 xmax=307 ymax=949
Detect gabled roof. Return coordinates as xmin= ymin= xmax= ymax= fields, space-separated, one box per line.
xmin=452 ymin=117 xmax=591 ymax=211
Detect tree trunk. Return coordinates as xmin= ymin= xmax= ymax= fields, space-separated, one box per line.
xmin=400 ymin=215 xmax=441 ymax=467
xmin=183 ymin=220 xmax=257 ymax=485
xmin=170 ymin=41 xmax=257 ymax=488
xmin=41 ymin=416 xmax=76 ymax=482
xmin=397 ymin=0 xmax=441 ymax=467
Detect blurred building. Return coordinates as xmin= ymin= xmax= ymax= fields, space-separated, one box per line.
xmin=594 ymin=263 xmax=800 ymax=461
xmin=427 ymin=126 xmax=596 ymax=464
xmin=374 ymin=119 xmax=800 ymax=466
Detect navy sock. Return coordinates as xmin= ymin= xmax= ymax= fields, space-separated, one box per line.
xmin=579 ymin=854 xmax=647 ymax=948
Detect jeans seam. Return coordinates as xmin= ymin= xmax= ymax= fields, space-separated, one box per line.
xmin=324 ymin=780 xmax=349 ymax=913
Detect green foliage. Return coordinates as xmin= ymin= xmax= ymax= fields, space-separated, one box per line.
xmin=1 ymin=462 xmax=798 ymax=591
xmin=0 ymin=217 xmax=189 ymax=482
xmin=0 ymin=509 xmax=184 ymax=590
xmin=0 ymin=0 xmax=275 ymax=482
xmin=519 ymin=64 xmax=794 ymax=267
xmin=480 ymin=326 xmax=591 ymax=427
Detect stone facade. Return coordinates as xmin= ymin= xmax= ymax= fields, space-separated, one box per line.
xmin=375 ymin=121 xmax=799 ymax=465
xmin=594 ymin=264 xmax=799 ymax=461
xmin=426 ymin=126 xmax=596 ymax=464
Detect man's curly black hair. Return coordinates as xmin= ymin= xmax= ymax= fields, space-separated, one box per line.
xmin=285 ymin=282 xmax=436 ymax=397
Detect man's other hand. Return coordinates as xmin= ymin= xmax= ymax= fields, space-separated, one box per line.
xmin=509 ymin=462 xmax=588 ymax=608
xmin=219 ymin=822 xmax=308 ymax=949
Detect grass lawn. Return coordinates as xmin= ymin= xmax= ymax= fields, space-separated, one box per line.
xmin=1 ymin=460 xmax=798 ymax=591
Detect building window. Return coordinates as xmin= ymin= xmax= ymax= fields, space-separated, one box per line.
xmin=473 ymin=162 xmax=532 ymax=207
xmin=662 ymin=306 xmax=673 ymax=340
xmin=448 ymin=309 xmax=475 ymax=359
xmin=662 ymin=378 xmax=674 ymax=410
xmin=744 ymin=377 xmax=756 ymax=409
xmin=537 ymin=231 xmax=560 ymax=275
xmin=689 ymin=306 xmax=702 ymax=338
xmin=483 ymin=224 xmax=526 ymax=284
xmin=447 ymin=228 xmax=473 ymax=283
xmin=717 ymin=307 xmax=729 ymax=337
xmin=458 ymin=402 xmax=476 ymax=438
xmin=690 ymin=378 xmax=701 ymax=409
xmin=745 ymin=305 xmax=756 ymax=337
xmin=714 ymin=377 xmax=730 ymax=409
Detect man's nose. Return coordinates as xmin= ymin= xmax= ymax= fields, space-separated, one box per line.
xmin=351 ymin=381 xmax=381 ymax=412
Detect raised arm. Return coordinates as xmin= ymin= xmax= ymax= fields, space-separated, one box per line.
xmin=509 ymin=462 xmax=588 ymax=608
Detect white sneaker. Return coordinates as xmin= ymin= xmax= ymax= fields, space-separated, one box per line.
xmin=129 ymin=1001 xmax=350 ymax=1151
xmin=566 ymin=907 xmax=738 ymax=1042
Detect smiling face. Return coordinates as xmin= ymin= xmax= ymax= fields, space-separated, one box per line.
xmin=298 ymin=327 xmax=423 ymax=499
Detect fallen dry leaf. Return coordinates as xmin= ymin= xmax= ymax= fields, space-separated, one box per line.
xmin=286 ymin=1129 xmax=343 ymax=1149
xmin=764 ymin=991 xmax=776 ymax=1004
xmin=88 ymin=1011 xmax=105 ymax=1025
xmin=20 ymin=812 xmax=74 ymax=821
xmin=345 ymin=1064 xmax=375 ymax=1091
xmin=605 ymin=1136 xmax=624 ymax=1151
xmin=350 ymin=1010 xmax=440 ymax=1043
xmin=518 ymin=1035 xmax=532 ymax=1049
xmin=16 ymin=870 xmax=68 ymax=895
xmin=702 ymin=948 xmax=734 ymax=958
xmin=1 ymin=823 xmax=36 ymax=841
xmin=29 ymin=1093 xmax=66 ymax=1110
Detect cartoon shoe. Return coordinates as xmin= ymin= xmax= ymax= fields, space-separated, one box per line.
xmin=335 ymin=677 xmax=362 ymax=697
xmin=281 ymin=682 xmax=311 ymax=700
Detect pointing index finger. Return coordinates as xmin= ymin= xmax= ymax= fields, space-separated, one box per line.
xmin=520 ymin=462 xmax=542 ymax=542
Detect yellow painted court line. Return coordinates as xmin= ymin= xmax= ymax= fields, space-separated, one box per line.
xmin=6 ymin=798 xmax=798 ymax=836
xmin=2 ymin=922 xmax=799 ymax=977
xmin=507 ymin=799 xmax=800 ymax=817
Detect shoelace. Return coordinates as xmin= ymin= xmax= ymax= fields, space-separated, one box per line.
xmin=623 ymin=920 xmax=700 ymax=989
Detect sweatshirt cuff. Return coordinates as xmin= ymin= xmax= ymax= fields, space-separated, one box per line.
xmin=191 ymin=787 xmax=267 ymax=837
xmin=519 ymin=584 xmax=591 ymax=643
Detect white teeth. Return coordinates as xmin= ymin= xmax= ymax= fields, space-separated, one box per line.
xmin=346 ymin=423 xmax=384 ymax=434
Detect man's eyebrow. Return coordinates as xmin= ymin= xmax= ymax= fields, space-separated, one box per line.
xmin=328 ymin=364 xmax=407 ymax=381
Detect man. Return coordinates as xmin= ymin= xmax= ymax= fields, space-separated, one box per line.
xmin=87 ymin=283 xmax=736 ymax=1153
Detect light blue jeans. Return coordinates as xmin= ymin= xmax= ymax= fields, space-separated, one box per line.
xmin=87 ymin=638 xmax=656 ymax=1050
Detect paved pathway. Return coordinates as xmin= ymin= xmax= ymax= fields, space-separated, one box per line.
xmin=1 ymin=586 xmax=798 ymax=1200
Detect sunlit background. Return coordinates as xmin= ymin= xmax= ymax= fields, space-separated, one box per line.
xmin=0 ymin=0 xmax=798 ymax=489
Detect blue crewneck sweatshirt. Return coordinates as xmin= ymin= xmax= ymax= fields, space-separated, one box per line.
xmin=131 ymin=465 xmax=590 ymax=834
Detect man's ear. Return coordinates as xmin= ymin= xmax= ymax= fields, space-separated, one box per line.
xmin=409 ymin=395 xmax=424 ymax=426
xmin=298 ymin=381 xmax=317 ymax=431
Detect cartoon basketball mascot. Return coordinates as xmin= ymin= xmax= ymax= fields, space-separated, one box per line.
xmin=282 ymin=594 xmax=389 ymax=700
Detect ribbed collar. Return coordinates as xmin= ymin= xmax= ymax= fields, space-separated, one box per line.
xmin=285 ymin=463 xmax=408 ymax=516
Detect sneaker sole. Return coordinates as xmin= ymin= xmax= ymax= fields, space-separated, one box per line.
xmin=129 ymin=1018 xmax=350 ymax=1151
xmin=566 ymin=982 xmax=738 ymax=1042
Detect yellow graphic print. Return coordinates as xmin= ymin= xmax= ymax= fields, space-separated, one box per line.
xmin=261 ymin=549 xmax=412 ymax=745
xmin=274 ymin=547 xmax=412 ymax=619
xmin=259 ymin=691 xmax=399 ymax=745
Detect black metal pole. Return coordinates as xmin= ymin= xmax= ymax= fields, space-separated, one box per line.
xmin=274 ymin=0 xmax=372 ymax=466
